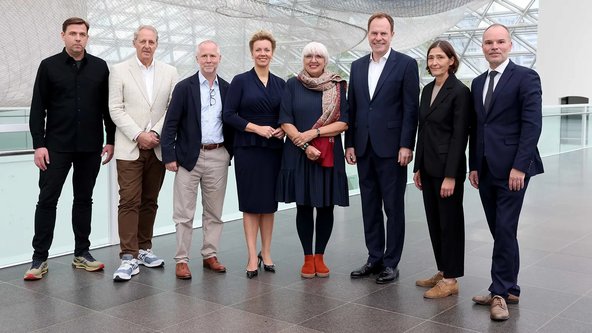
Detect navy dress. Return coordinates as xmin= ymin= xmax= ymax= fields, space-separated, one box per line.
xmin=223 ymin=68 xmax=286 ymax=213
xmin=276 ymin=77 xmax=349 ymax=207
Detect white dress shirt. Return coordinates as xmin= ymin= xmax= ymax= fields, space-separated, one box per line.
xmin=368 ymin=49 xmax=391 ymax=99
xmin=482 ymin=58 xmax=510 ymax=104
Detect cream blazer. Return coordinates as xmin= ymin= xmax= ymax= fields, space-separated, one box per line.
xmin=109 ymin=57 xmax=178 ymax=161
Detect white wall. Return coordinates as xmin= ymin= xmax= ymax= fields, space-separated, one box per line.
xmin=538 ymin=1 xmax=592 ymax=105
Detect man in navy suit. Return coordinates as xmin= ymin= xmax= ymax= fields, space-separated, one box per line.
xmin=468 ymin=24 xmax=543 ymax=321
xmin=161 ymin=40 xmax=233 ymax=279
xmin=346 ymin=12 xmax=419 ymax=284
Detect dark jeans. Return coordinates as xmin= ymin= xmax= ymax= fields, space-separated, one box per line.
xmin=32 ymin=150 xmax=101 ymax=261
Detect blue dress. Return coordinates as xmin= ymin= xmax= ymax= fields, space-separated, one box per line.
xmin=223 ymin=68 xmax=286 ymax=213
xmin=276 ymin=77 xmax=349 ymax=207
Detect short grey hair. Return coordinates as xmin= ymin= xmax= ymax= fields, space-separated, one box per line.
xmin=133 ymin=25 xmax=159 ymax=42
xmin=196 ymin=39 xmax=221 ymax=56
xmin=301 ymin=42 xmax=329 ymax=63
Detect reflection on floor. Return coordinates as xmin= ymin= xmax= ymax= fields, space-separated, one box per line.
xmin=1 ymin=149 xmax=592 ymax=333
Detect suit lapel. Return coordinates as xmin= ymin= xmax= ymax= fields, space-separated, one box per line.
xmin=360 ymin=55 xmax=371 ymax=102
xmin=372 ymin=49 xmax=396 ymax=100
xmin=426 ymin=75 xmax=456 ymax=118
xmin=151 ymin=60 xmax=163 ymax=107
xmin=488 ymin=61 xmax=515 ymax=116
xmin=127 ymin=58 xmax=151 ymax=106
xmin=189 ymin=72 xmax=202 ymax=125
xmin=474 ymin=72 xmax=487 ymax=116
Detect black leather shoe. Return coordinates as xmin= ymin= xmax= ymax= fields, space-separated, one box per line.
xmin=376 ymin=266 xmax=399 ymax=284
xmin=350 ymin=262 xmax=383 ymax=279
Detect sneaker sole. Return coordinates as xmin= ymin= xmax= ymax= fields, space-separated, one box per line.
xmin=113 ymin=267 xmax=140 ymax=281
xmin=316 ymin=272 xmax=330 ymax=278
xmin=72 ymin=262 xmax=105 ymax=272
xmin=24 ymin=271 xmax=47 ymax=281
xmin=139 ymin=261 xmax=164 ymax=268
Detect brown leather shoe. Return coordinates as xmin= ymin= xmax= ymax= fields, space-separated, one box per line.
xmin=416 ymin=271 xmax=444 ymax=288
xmin=472 ymin=293 xmax=519 ymax=305
xmin=203 ymin=256 xmax=226 ymax=273
xmin=423 ymin=280 xmax=459 ymax=299
xmin=490 ymin=295 xmax=510 ymax=321
xmin=175 ymin=263 xmax=192 ymax=279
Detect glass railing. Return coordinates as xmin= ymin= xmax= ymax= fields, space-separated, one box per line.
xmin=1 ymin=104 xmax=590 ymax=267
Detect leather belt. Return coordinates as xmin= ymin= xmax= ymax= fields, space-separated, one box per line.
xmin=201 ymin=143 xmax=224 ymax=150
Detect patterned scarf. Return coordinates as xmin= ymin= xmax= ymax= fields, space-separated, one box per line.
xmin=297 ymin=70 xmax=346 ymax=128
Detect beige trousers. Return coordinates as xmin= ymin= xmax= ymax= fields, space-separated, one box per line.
xmin=173 ymin=147 xmax=230 ymax=263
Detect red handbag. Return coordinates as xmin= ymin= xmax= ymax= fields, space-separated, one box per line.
xmin=311 ymin=136 xmax=335 ymax=167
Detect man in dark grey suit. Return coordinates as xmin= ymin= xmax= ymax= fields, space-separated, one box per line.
xmin=345 ymin=12 xmax=419 ymax=284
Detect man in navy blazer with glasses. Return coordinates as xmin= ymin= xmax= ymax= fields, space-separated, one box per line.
xmin=468 ymin=23 xmax=544 ymax=321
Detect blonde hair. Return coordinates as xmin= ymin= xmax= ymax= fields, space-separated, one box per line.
xmin=249 ymin=30 xmax=276 ymax=52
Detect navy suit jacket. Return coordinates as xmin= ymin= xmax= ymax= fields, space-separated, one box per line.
xmin=161 ymin=72 xmax=232 ymax=171
xmin=345 ymin=49 xmax=419 ymax=158
xmin=413 ymin=74 xmax=471 ymax=178
xmin=469 ymin=60 xmax=544 ymax=179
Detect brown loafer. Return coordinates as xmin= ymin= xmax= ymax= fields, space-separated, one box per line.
xmin=423 ymin=280 xmax=459 ymax=299
xmin=416 ymin=271 xmax=444 ymax=288
xmin=203 ymin=256 xmax=226 ymax=273
xmin=175 ymin=263 xmax=192 ymax=280
xmin=490 ymin=295 xmax=510 ymax=321
xmin=472 ymin=293 xmax=519 ymax=305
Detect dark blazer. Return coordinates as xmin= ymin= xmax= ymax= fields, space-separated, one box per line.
xmin=161 ymin=71 xmax=232 ymax=171
xmin=469 ymin=60 xmax=544 ymax=179
xmin=414 ymin=74 xmax=471 ymax=178
xmin=345 ymin=49 xmax=419 ymax=157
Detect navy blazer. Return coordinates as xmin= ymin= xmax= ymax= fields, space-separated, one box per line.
xmin=469 ymin=60 xmax=544 ymax=179
xmin=345 ymin=49 xmax=419 ymax=158
xmin=161 ymin=72 xmax=232 ymax=171
xmin=414 ymin=74 xmax=471 ymax=178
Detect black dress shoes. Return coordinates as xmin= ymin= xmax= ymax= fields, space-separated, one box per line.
xmin=376 ymin=266 xmax=399 ymax=284
xmin=350 ymin=262 xmax=384 ymax=279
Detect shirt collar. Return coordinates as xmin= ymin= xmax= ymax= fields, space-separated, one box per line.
xmin=136 ymin=56 xmax=155 ymax=70
xmin=61 ymin=48 xmax=87 ymax=64
xmin=198 ymin=71 xmax=218 ymax=87
xmin=370 ymin=48 xmax=391 ymax=64
xmin=489 ymin=58 xmax=510 ymax=75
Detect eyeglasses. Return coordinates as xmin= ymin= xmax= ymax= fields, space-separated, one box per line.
xmin=209 ymin=88 xmax=216 ymax=106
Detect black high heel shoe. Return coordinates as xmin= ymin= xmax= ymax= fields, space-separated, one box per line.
xmin=258 ymin=252 xmax=276 ymax=273
xmin=246 ymin=269 xmax=258 ymax=279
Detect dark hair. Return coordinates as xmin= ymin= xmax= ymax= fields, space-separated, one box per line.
xmin=62 ymin=17 xmax=89 ymax=33
xmin=367 ymin=12 xmax=394 ymax=33
xmin=249 ymin=30 xmax=276 ymax=52
xmin=425 ymin=40 xmax=459 ymax=75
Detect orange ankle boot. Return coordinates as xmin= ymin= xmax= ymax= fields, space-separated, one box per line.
xmin=314 ymin=254 xmax=330 ymax=278
xmin=301 ymin=255 xmax=315 ymax=278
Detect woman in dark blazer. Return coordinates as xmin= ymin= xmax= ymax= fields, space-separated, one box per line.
xmin=223 ymin=31 xmax=286 ymax=278
xmin=413 ymin=40 xmax=471 ymax=298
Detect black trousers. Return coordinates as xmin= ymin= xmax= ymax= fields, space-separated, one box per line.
xmin=420 ymin=171 xmax=465 ymax=278
xmin=296 ymin=205 xmax=334 ymax=255
xmin=32 ymin=150 xmax=101 ymax=261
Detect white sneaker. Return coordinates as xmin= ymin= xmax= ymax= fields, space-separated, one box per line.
xmin=137 ymin=249 xmax=164 ymax=268
xmin=113 ymin=254 xmax=139 ymax=281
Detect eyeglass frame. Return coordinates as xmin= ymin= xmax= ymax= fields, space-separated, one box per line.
xmin=209 ymin=88 xmax=216 ymax=107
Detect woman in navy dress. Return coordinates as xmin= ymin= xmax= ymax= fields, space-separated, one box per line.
xmin=276 ymin=42 xmax=349 ymax=278
xmin=413 ymin=40 xmax=470 ymax=298
xmin=223 ymin=31 xmax=286 ymax=278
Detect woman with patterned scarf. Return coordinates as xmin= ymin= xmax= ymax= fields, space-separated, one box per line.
xmin=276 ymin=42 xmax=349 ymax=278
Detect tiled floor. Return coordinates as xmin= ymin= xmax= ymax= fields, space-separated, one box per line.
xmin=1 ymin=149 xmax=592 ymax=332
